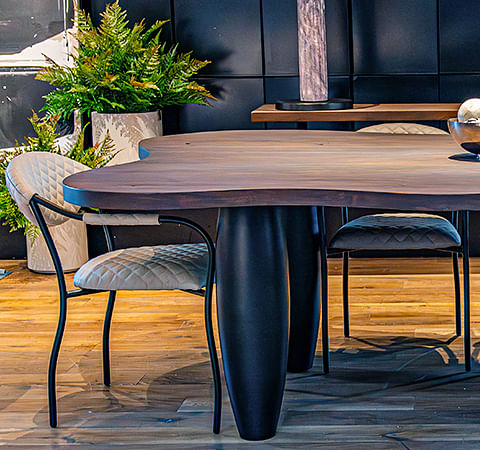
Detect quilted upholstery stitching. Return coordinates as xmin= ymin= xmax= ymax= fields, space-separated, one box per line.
xmin=74 ymin=243 xmax=209 ymax=291
xmin=330 ymin=213 xmax=461 ymax=250
xmin=357 ymin=123 xmax=448 ymax=135
xmin=5 ymin=153 xmax=89 ymax=226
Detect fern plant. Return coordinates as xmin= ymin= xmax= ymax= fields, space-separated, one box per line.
xmin=0 ymin=113 xmax=116 ymax=238
xmin=36 ymin=1 xmax=214 ymax=119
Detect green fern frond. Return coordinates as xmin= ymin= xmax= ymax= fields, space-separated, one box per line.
xmin=37 ymin=2 xmax=214 ymax=117
xmin=141 ymin=19 xmax=169 ymax=45
xmin=76 ymin=7 xmax=94 ymax=33
xmin=64 ymin=126 xmax=117 ymax=168
xmin=98 ymin=1 xmax=130 ymax=46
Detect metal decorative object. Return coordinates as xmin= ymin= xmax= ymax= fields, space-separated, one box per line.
xmin=276 ymin=0 xmax=352 ymax=111
xmin=448 ymin=118 xmax=480 ymax=161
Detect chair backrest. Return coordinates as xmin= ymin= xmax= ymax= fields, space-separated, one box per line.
xmin=356 ymin=123 xmax=449 ymax=135
xmin=5 ymin=152 xmax=89 ymax=227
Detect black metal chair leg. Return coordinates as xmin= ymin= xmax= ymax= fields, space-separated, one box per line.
xmin=204 ymin=265 xmax=221 ymax=434
xmin=343 ymin=251 xmax=350 ymax=338
xmin=319 ymin=207 xmax=329 ymax=374
xmin=453 ymin=253 xmax=461 ymax=337
xmin=321 ymin=265 xmax=330 ymax=375
xmin=48 ymin=289 xmax=68 ymax=428
xmin=462 ymin=211 xmax=472 ymax=372
xmin=103 ymin=291 xmax=117 ymax=386
xmin=157 ymin=216 xmax=221 ymax=433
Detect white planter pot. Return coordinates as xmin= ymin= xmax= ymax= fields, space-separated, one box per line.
xmin=26 ymin=219 xmax=88 ymax=274
xmin=91 ymin=111 xmax=163 ymax=165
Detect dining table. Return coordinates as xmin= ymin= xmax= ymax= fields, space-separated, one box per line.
xmin=63 ymin=129 xmax=479 ymax=441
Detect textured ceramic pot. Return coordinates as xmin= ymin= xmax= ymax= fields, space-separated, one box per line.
xmin=91 ymin=111 xmax=163 ymax=165
xmin=26 ymin=218 xmax=88 ymax=274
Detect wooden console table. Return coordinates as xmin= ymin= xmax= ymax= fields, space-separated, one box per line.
xmin=251 ymin=103 xmax=461 ymax=126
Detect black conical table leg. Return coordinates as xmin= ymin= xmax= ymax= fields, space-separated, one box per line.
xmin=318 ymin=206 xmax=330 ymax=374
xmin=216 ymin=206 xmax=289 ymax=441
xmin=462 ymin=211 xmax=471 ymax=372
xmin=286 ymin=206 xmax=320 ymax=373
xmin=452 ymin=253 xmax=461 ymax=337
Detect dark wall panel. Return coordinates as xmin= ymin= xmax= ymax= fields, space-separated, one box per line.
xmin=440 ymin=75 xmax=480 ymax=102
xmin=262 ymin=0 xmax=298 ymax=76
xmin=89 ymin=0 xmax=172 ymax=39
xmin=325 ymin=0 xmax=350 ymax=76
xmin=0 ymin=73 xmax=53 ymax=148
xmin=175 ymin=0 xmax=262 ymax=76
xmin=439 ymin=0 xmax=480 ymax=73
xmin=352 ymin=0 xmax=438 ymax=75
xmin=0 ymin=227 xmax=26 ymax=260
xmin=354 ymin=75 xmax=439 ymax=103
xmin=265 ymin=77 xmax=299 ymax=105
xmin=178 ymin=78 xmax=264 ymax=133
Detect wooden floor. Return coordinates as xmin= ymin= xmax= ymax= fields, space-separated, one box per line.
xmin=1 ymin=258 xmax=480 ymax=448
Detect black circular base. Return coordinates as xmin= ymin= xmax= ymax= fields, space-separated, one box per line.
xmin=449 ymin=153 xmax=480 ymax=162
xmin=275 ymin=98 xmax=353 ymax=111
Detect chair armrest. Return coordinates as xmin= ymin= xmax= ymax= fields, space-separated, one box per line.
xmin=31 ymin=195 xmax=84 ymax=222
xmin=83 ymin=213 xmax=160 ymax=226
xmin=83 ymin=213 xmax=215 ymax=258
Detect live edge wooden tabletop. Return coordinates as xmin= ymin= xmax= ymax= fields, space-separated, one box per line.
xmin=63 ymin=129 xmax=480 ymax=212
xmin=251 ymin=103 xmax=461 ymax=122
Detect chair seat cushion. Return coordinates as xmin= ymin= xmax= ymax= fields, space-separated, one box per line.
xmin=329 ymin=213 xmax=461 ymax=250
xmin=356 ymin=123 xmax=449 ymax=135
xmin=74 ymin=243 xmax=208 ymax=291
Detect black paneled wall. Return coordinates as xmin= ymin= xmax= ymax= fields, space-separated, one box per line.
xmin=85 ymin=0 xmax=480 ymax=134
xmin=3 ymin=1 xmax=480 ymax=257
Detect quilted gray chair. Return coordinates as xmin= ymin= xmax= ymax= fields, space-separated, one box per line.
xmin=321 ymin=123 xmax=470 ymax=373
xmin=356 ymin=122 xmax=449 ymax=135
xmin=5 ymin=152 xmax=221 ymax=433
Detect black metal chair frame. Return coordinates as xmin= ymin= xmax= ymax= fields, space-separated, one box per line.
xmin=317 ymin=207 xmax=471 ymax=375
xmin=28 ymin=194 xmax=221 ymax=433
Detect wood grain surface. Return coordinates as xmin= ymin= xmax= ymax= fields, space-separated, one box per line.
xmin=1 ymin=258 xmax=480 ymax=447
xmin=64 ymin=129 xmax=480 ymax=211
xmin=251 ymin=103 xmax=461 ymax=122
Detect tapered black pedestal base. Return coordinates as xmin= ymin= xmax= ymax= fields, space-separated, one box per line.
xmin=286 ymin=207 xmax=320 ymax=373
xmin=276 ymin=98 xmax=353 ymax=111
xmin=216 ymin=206 xmax=322 ymax=440
xmin=216 ymin=207 xmax=289 ymax=441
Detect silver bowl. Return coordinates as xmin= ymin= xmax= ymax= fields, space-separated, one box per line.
xmin=448 ymin=118 xmax=480 ymax=159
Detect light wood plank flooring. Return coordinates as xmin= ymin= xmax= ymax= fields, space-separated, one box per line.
xmin=1 ymin=258 xmax=480 ymax=448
